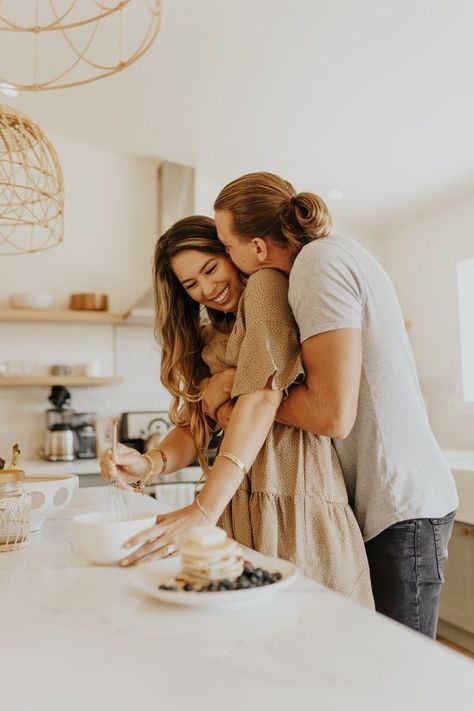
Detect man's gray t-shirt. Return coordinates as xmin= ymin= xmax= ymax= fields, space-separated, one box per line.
xmin=288 ymin=234 xmax=458 ymax=541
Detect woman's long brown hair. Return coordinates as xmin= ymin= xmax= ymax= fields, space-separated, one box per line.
xmin=153 ymin=215 xmax=235 ymax=471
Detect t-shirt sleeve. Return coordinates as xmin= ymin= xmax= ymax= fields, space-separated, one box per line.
xmin=288 ymin=241 xmax=363 ymax=343
xmin=231 ymin=269 xmax=304 ymax=398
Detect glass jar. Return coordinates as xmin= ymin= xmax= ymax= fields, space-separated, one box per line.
xmin=0 ymin=470 xmax=30 ymax=551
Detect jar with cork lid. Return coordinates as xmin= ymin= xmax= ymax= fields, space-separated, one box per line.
xmin=0 ymin=445 xmax=30 ymax=551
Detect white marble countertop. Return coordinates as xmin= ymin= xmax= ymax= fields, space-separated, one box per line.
xmin=1 ymin=488 xmax=473 ymax=711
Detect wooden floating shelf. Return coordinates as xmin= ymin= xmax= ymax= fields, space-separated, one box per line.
xmin=0 ymin=376 xmax=123 ymax=387
xmin=0 ymin=308 xmax=126 ymax=325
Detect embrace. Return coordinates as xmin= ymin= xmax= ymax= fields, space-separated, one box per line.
xmin=101 ymin=171 xmax=458 ymax=638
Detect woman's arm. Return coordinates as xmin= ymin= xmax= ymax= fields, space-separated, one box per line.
xmin=275 ymin=328 xmax=362 ymax=439
xmin=100 ymin=425 xmax=198 ymax=487
xmin=197 ymin=386 xmax=283 ymax=519
xmin=211 ymin=330 xmax=362 ymax=440
xmin=120 ymin=386 xmax=282 ymax=565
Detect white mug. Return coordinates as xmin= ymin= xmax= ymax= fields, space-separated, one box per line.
xmin=84 ymin=360 xmax=101 ymax=377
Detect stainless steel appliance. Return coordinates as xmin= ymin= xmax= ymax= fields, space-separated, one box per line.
xmin=44 ymin=423 xmax=75 ymax=462
xmin=119 ymin=411 xmax=172 ymax=452
xmin=74 ymin=412 xmax=97 ymax=459
xmin=44 ymin=386 xmax=76 ymax=462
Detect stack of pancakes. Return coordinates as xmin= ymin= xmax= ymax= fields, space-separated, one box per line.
xmin=176 ymin=526 xmax=244 ymax=587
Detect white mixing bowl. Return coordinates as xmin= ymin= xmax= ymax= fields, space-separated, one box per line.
xmin=72 ymin=511 xmax=157 ymax=566
xmin=24 ymin=474 xmax=79 ymax=531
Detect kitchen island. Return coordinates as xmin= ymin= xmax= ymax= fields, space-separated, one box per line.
xmin=1 ymin=487 xmax=473 ymax=711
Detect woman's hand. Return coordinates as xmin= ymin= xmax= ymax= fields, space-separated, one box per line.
xmin=100 ymin=442 xmax=150 ymax=489
xmin=203 ymin=368 xmax=236 ymax=420
xmin=119 ymin=502 xmax=210 ymax=566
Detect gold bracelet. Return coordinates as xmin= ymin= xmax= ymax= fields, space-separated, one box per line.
xmin=194 ymin=494 xmax=213 ymax=524
xmin=131 ymin=450 xmax=167 ymax=494
xmin=216 ymin=451 xmax=247 ymax=476
xmin=150 ymin=448 xmax=167 ymax=475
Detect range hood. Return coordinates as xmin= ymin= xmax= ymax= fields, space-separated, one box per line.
xmin=125 ymin=160 xmax=195 ymax=325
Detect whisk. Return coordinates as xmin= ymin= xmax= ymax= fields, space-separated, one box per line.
xmin=104 ymin=420 xmax=129 ymax=522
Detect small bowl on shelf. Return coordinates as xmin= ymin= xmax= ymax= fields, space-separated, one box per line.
xmin=9 ymin=293 xmax=53 ymax=310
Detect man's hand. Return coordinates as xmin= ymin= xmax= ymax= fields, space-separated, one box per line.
xmin=203 ymin=368 xmax=236 ymax=420
xmin=215 ymin=400 xmax=235 ymax=429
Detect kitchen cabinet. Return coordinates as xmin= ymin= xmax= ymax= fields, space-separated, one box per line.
xmin=438 ymin=520 xmax=474 ymax=652
xmin=0 ymin=307 xmax=126 ymax=386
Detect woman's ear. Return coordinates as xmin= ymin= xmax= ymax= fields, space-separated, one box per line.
xmin=252 ymin=237 xmax=268 ymax=263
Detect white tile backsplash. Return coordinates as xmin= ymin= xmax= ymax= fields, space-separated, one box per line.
xmin=0 ymin=323 xmax=172 ymax=459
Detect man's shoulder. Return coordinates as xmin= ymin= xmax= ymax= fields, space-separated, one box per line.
xmin=294 ymin=234 xmax=358 ymax=263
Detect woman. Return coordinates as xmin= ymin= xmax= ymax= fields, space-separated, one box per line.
xmin=207 ymin=171 xmax=458 ymax=637
xmin=101 ymin=215 xmax=373 ymax=608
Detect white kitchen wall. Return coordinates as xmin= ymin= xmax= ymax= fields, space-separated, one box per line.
xmin=0 ymin=132 xmax=167 ymax=459
xmin=0 ymin=324 xmax=172 ymax=460
xmin=0 ymin=132 xmax=159 ymax=311
xmin=381 ymin=193 xmax=474 ymax=449
xmin=194 ymin=171 xmax=385 ymax=261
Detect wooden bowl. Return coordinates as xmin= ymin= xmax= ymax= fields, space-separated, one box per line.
xmin=69 ymin=293 xmax=108 ymax=311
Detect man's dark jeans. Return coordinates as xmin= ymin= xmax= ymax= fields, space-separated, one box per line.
xmin=365 ymin=511 xmax=455 ymax=638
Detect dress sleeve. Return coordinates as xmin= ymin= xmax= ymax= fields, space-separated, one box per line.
xmin=231 ymin=269 xmax=305 ymax=398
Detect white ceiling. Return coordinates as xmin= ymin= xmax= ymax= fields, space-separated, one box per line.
xmin=5 ymin=0 xmax=474 ymax=234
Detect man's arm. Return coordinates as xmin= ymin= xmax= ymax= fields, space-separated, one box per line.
xmin=275 ymin=328 xmax=362 ymax=439
xmin=203 ymin=368 xmax=236 ymax=420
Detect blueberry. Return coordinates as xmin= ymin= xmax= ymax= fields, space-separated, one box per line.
xmin=254 ymin=568 xmax=264 ymax=580
xmin=183 ymin=583 xmax=193 ymax=592
xmin=208 ymin=582 xmax=219 ymax=592
xmin=274 ymin=572 xmax=282 ymax=581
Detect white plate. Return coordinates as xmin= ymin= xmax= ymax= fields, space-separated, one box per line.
xmin=128 ymin=552 xmax=299 ymax=608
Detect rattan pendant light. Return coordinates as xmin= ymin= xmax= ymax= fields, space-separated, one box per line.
xmin=0 ymin=104 xmax=64 ymax=254
xmin=0 ymin=1 xmax=161 ymax=91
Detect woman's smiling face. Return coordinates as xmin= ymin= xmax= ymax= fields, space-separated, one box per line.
xmin=170 ymin=249 xmax=243 ymax=313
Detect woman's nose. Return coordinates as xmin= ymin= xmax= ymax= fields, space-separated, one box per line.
xmin=202 ymin=279 xmax=215 ymax=298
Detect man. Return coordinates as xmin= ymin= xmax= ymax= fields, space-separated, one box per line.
xmin=203 ymin=171 xmax=458 ymax=637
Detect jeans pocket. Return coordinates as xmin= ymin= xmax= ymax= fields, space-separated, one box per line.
xmin=430 ymin=513 xmax=455 ymax=583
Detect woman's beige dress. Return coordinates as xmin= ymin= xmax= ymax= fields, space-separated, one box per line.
xmin=202 ymin=268 xmax=374 ymax=608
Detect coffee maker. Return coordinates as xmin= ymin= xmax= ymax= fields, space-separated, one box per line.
xmin=44 ymin=386 xmax=75 ymax=462
xmin=74 ymin=412 xmax=97 ymax=459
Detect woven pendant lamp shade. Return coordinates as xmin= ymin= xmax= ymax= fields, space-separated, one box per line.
xmin=0 ymin=105 xmax=64 ymax=254
xmin=0 ymin=1 xmax=161 ymax=92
